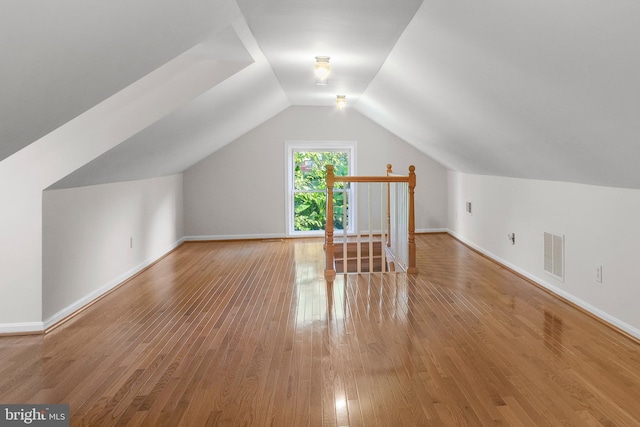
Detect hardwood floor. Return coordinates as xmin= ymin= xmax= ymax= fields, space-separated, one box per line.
xmin=2 ymin=234 xmax=640 ymax=426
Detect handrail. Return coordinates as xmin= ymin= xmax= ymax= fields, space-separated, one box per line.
xmin=332 ymin=176 xmax=412 ymax=183
xmin=324 ymin=164 xmax=416 ymax=280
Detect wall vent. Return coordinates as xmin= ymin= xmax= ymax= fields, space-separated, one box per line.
xmin=544 ymin=232 xmax=564 ymax=281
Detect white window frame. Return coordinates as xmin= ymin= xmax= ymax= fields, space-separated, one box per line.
xmin=285 ymin=141 xmax=357 ymax=237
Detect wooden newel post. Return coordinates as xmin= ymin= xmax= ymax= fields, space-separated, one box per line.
xmin=407 ymin=165 xmax=418 ymax=274
xmin=325 ymin=165 xmax=336 ymax=280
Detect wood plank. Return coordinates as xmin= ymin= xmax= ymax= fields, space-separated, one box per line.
xmin=0 ymin=235 xmax=639 ymax=425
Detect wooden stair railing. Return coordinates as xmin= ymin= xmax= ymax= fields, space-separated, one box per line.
xmin=324 ymin=164 xmax=417 ymax=280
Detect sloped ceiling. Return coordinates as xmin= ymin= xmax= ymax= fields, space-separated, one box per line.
xmin=50 ymin=20 xmax=289 ymax=189
xmin=5 ymin=1 xmax=640 ymax=190
xmin=357 ymin=1 xmax=640 ymax=189
xmin=0 ymin=0 xmax=242 ymax=162
xmin=45 ymin=0 xmax=422 ymax=189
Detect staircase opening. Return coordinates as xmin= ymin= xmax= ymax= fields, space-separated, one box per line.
xmin=332 ymin=236 xmax=392 ymax=273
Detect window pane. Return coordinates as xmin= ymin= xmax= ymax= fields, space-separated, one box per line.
xmin=287 ymin=143 xmax=354 ymax=236
xmin=332 ymin=190 xmax=347 ymax=231
xmin=294 ymin=191 xmax=326 ymax=231
xmin=293 ymin=191 xmax=347 ymax=231
xmin=294 ymin=151 xmax=349 ymax=191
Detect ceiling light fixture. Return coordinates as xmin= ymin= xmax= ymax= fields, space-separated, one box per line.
xmin=314 ymin=56 xmax=331 ymax=84
xmin=336 ymin=95 xmax=346 ymax=110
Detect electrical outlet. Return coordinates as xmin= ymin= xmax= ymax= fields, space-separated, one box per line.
xmin=595 ymin=265 xmax=602 ymax=283
xmin=130 ymin=237 xmax=133 ymax=249
xmin=508 ymin=233 xmax=516 ymax=245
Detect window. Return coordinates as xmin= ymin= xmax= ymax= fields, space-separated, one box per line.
xmin=286 ymin=141 xmax=356 ymax=236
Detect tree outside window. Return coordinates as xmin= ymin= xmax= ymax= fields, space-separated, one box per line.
xmin=293 ymin=151 xmax=349 ymax=231
xmin=286 ymin=142 xmax=356 ymax=236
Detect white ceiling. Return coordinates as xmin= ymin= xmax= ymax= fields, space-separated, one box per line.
xmin=359 ymin=1 xmax=640 ymax=188
xmin=236 ymin=0 xmax=423 ymax=106
xmin=4 ymin=0 xmax=640 ymax=190
xmin=0 ymin=0 xmax=242 ymax=162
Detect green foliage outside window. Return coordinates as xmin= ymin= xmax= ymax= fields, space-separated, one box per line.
xmin=293 ymin=151 xmax=349 ymax=231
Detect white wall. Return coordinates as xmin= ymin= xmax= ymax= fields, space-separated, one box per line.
xmin=184 ymin=106 xmax=448 ymax=239
xmin=42 ymin=175 xmax=184 ymax=326
xmin=0 ymin=41 xmax=237 ymax=333
xmin=448 ymin=171 xmax=640 ymax=339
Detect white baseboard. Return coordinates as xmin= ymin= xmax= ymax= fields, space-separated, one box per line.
xmin=0 ymin=321 xmax=45 ymax=335
xmin=447 ymin=229 xmax=640 ymax=341
xmin=417 ymin=228 xmax=448 ymax=233
xmin=42 ymin=238 xmax=185 ymax=331
xmin=184 ymin=233 xmax=286 ymax=241
xmin=186 ymin=229 xmax=447 ymax=242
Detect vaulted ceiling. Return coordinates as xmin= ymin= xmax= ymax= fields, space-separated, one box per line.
xmin=3 ymin=0 xmax=640 ymax=190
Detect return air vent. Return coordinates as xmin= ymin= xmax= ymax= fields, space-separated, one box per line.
xmin=544 ymin=232 xmax=564 ymax=281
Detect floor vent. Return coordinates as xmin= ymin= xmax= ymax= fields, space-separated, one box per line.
xmin=544 ymin=232 xmax=564 ymax=281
